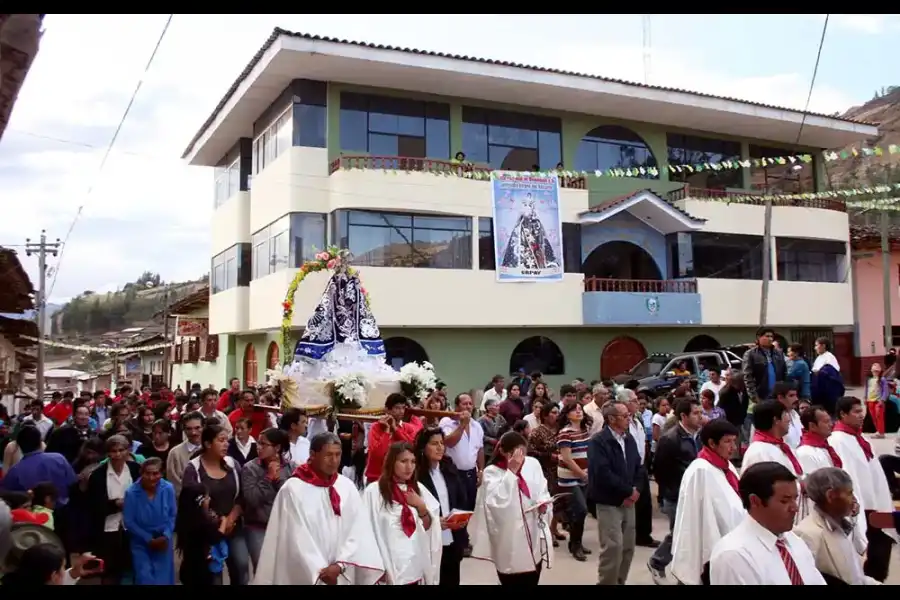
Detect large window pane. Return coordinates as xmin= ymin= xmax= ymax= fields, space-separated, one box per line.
xmin=251 ymin=229 xmax=269 ymax=280
xmin=349 ymin=225 xmax=413 ymax=267
xmin=349 ymin=211 xmax=412 ymax=228
xmin=225 ymin=246 xmax=239 ymax=289
xmin=290 ymin=213 xmax=327 ymax=266
xmin=369 ymin=133 xmax=398 ymax=156
xmin=691 ymin=232 xmax=763 ymax=279
xmin=667 ymin=134 xmax=743 ymax=189
xmin=294 ymin=104 xmax=326 ymax=148
xmin=488 ymin=125 xmax=537 ymax=148
xmin=425 ymin=118 xmax=450 ymax=160
xmin=340 ymin=109 xmax=367 ymax=152
xmin=749 ymin=145 xmax=816 ymax=194
xmin=574 ymin=126 xmax=658 ymax=178
xmin=561 ymin=223 xmax=581 ymax=274
xmin=478 ymin=217 xmax=495 ymax=270
xmin=538 ymin=131 xmax=562 ymax=170
xmin=776 ymin=238 xmax=844 ymax=283
xmin=462 ymin=121 xmax=488 ymax=164
xmin=270 ymin=230 xmax=290 ymax=272
xmin=412 ymin=227 xmax=471 ymax=268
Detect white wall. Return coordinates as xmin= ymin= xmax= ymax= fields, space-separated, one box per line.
xmin=209 ymin=287 xmax=249 ymax=334
xmin=211 ymin=191 xmax=251 ymax=256
xmin=678 ymin=198 xmax=849 ymax=242
xmin=697 ymin=279 xmax=853 ymax=326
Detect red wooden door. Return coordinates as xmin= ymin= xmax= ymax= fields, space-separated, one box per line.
xmin=601 ymin=336 xmax=648 ymax=379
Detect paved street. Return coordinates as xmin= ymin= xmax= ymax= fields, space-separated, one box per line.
xmin=460 ymin=433 xmax=900 ymax=585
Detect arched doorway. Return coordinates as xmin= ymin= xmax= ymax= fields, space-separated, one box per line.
xmin=384 ymin=337 xmax=429 ymax=371
xmin=600 ymin=336 xmax=647 ymax=379
xmin=243 ymin=343 xmax=258 ymax=387
xmin=684 ymin=334 xmax=720 ymax=352
xmin=509 ymin=336 xmax=565 ymax=375
xmin=266 ymin=341 xmax=280 ymax=369
xmin=583 ymin=241 xmax=661 ymax=280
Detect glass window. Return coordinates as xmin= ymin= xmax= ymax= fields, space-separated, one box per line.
xmin=252 ymin=109 xmax=293 ymax=175
xmin=776 ymin=238 xmax=845 ymax=283
xmin=462 ymin=106 xmax=562 ymax=170
xmin=691 ymin=232 xmax=764 ymax=280
xmin=290 ymin=213 xmax=327 ymax=266
xmin=294 ymin=103 xmax=326 ymax=149
xmin=270 ymin=228 xmax=290 ymax=273
xmin=478 ymin=217 xmax=495 ymax=270
xmin=338 ymin=93 xmax=450 ymax=160
xmin=251 ymin=228 xmax=269 ymax=280
xmin=749 ymin=145 xmax=816 ymax=194
xmin=213 ymin=159 xmax=242 ymax=208
xmin=225 ymin=246 xmax=238 ymax=289
xmin=574 ymin=126 xmax=658 ymax=178
xmin=211 ymin=255 xmax=226 ymax=294
xmin=666 ymin=134 xmax=743 ymax=190
xmin=561 ymin=223 xmax=581 ymax=274
xmin=336 ymin=210 xmax=472 ymax=269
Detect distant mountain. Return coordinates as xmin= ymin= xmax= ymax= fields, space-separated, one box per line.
xmin=829 ymin=86 xmax=900 ymax=188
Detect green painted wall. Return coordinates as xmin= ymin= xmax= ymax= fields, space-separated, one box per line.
xmin=324 ymin=82 xmax=827 ymax=206
xmin=230 ymin=327 xmax=756 ymax=396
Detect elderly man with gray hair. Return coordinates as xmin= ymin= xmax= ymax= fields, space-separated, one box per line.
xmin=794 ymin=467 xmax=880 ymax=585
xmin=588 ymin=399 xmax=643 ymax=584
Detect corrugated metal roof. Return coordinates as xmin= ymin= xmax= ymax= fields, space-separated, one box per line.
xmin=183 ymin=28 xmax=872 ymax=159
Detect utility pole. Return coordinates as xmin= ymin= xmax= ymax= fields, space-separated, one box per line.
xmin=759 ymin=198 xmax=773 ymax=325
xmin=161 ymin=286 xmax=171 ymax=388
xmin=881 ymin=205 xmax=892 ymax=352
xmin=25 ymin=231 xmax=61 ymax=401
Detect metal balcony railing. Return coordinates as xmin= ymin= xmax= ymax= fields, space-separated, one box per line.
xmin=584 ymin=277 xmax=698 ymax=293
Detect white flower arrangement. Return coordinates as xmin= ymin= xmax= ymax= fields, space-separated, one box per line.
xmin=398 ymin=361 xmax=438 ymax=402
xmin=331 ymin=372 xmax=371 ymax=409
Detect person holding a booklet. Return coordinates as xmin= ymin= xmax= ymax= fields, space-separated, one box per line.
xmin=416 ymin=427 xmax=471 ymax=586
xmin=469 ymin=431 xmax=554 ymax=586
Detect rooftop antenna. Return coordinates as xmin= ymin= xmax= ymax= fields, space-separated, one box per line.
xmin=642 ymin=14 xmax=652 ymax=85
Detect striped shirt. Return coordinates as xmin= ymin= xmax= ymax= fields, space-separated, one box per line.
xmin=556 ymin=425 xmax=590 ymax=487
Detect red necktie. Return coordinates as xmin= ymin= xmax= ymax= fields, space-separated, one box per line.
xmin=775 ymin=539 xmax=804 ymax=585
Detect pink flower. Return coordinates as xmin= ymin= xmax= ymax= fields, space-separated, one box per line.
xmin=315 ymin=251 xmax=329 ymax=261
xmin=326 ymin=258 xmax=337 ymax=270
xmin=360 ymin=286 xmax=367 ymax=296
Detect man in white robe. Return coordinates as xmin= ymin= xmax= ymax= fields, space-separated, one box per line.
xmin=829 ymin=396 xmax=897 ymax=582
xmin=671 ymin=419 xmax=746 ymax=585
xmin=710 ymin=461 xmax=826 ymax=585
xmin=253 ymin=432 xmax=385 ymax=585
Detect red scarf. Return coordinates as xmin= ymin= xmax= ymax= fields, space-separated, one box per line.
xmin=799 ymin=431 xmax=843 ymax=468
xmin=698 ymin=447 xmax=740 ymax=496
xmin=752 ymin=430 xmax=803 ymax=475
xmin=833 ymin=422 xmax=873 ymax=461
xmin=293 ymin=464 xmax=341 ymax=516
xmin=495 ymin=458 xmax=531 ymax=499
xmin=391 ymin=481 xmax=417 ymax=538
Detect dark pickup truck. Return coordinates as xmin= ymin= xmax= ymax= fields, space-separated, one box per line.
xmin=614 ymin=349 xmax=743 ymax=397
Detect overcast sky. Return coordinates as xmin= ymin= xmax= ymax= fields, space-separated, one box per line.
xmin=3 ymin=13 xmax=898 ymax=303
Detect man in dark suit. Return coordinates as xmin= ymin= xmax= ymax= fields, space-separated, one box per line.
xmin=587 ymin=400 xmax=643 ymax=586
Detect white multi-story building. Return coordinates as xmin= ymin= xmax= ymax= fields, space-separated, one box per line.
xmin=180 ymin=28 xmax=877 ymax=393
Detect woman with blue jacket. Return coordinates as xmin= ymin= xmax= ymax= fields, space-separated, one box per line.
xmin=786 ymin=343 xmax=811 ymax=400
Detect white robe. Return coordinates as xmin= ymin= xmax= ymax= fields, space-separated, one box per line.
xmin=253 ymin=475 xmax=385 ymax=585
xmin=671 ymin=458 xmax=746 ymax=585
xmin=829 ymin=430 xmax=898 ymax=542
xmin=362 ymin=481 xmax=443 ymax=585
xmin=741 ymin=440 xmax=808 ymax=522
xmin=796 ymin=444 xmax=868 ymax=553
xmin=469 ymin=456 xmax=554 ymax=574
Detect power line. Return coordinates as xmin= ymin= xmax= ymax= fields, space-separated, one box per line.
xmin=47 ymin=14 xmax=175 ymax=300
xmin=794 ymin=14 xmax=830 ymax=146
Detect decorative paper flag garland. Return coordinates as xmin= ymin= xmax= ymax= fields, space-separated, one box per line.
xmin=343 ymin=142 xmax=899 ymax=181
xmin=20 ymin=335 xmax=173 ymax=354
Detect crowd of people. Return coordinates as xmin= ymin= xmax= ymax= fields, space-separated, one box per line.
xmin=0 ymin=326 xmax=898 ymax=585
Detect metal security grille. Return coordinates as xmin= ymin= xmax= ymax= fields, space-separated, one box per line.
xmin=790 ymin=329 xmax=833 ymax=358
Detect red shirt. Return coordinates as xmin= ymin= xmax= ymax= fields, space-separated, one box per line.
xmin=228 ymin=407 xmax=269 ymax=439
xmin=42 ymin=402 xmax=57 ymax=417
xmin=46 ymin=401 xmax=73 ymax=426
xmin=217 ymin=390 xmax=239 ymax=412
xmin=364 ymin=417 xmax=423 ymax=483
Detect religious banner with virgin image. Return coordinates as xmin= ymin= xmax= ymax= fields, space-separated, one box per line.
xmin=491 ymin=172 xmax=565 ymax=282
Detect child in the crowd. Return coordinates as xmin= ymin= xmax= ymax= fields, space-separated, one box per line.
xmin=29 ymin=481 xmax=57 ymax=530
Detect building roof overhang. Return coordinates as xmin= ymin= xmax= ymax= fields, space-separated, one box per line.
xmin=182 ymin=30 xmax=879 ymax=167
xmin=579 ymin=189 xmax=706 ymax=235
xmin=0 ymin=14 xmax=43 ymax=143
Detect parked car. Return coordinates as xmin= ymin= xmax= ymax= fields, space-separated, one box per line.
xmin=613 ymin=349 xmax=743 ymax=397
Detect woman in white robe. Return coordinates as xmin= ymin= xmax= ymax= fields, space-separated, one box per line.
xmin=469 ymin=430 xmax=553 ymax=585
xmin=362 ymin=441 xmax=443 ymax=585
xmin=671 ymin=420 xmax=746 ymax=585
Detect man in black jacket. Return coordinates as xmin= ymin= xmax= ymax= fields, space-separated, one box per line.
xmin=648 ymin=398 xmax=702 ymax=583
xmin=587 ymin=400 xmax=643 ymax=585
xmin=742 ymin=326 xmax=787 ymax=403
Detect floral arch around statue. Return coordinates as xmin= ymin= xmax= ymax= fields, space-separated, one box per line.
xmin=270 ymin=247 xmax=438 ymax=417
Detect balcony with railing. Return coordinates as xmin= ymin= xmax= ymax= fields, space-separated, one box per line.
xmin=582 ymin=277 xmax=701 ymax=326
xmin=329 ymin=155 xmax=588 ymax=189
xmin=666 ymin=185 xmax=846 ymax=212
